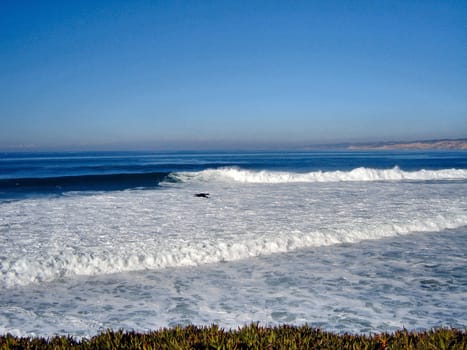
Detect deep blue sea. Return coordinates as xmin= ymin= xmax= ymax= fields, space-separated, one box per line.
xmin=0 ymin=151 xmax=466 ymax=336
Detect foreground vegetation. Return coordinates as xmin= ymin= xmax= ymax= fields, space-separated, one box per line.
xmin=1 ymin=324 xmax=466 ymax=350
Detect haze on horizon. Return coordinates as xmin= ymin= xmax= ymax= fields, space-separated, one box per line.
xmin=0 ymin=0 xmax=466 ymax=152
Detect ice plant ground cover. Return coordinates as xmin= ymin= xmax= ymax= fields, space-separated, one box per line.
xmin=0 ymin=325 xmax=466 ymax=350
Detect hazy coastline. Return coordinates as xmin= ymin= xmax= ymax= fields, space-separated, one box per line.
xmin=345 ymin=138 xmax=467 ymax=151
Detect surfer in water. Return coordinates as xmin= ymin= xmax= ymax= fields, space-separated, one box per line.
xmin=194 ymin=193 xmax=210 ymax=198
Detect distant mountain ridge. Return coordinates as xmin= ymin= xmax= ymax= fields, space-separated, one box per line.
xmin=346 ymin=138 xmax=467 ymax=150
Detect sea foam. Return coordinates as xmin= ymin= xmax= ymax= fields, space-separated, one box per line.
xmin=172 ymin=167 xmax=467 ymax=183
xmin=2 ymin=212 xmax=465 ymax=288
xmin=1 ymin=177 xmax=466 ymax=288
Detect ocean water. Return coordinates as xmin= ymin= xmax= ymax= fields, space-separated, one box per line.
xmin=0 ymin=151 xmax=466 ymax=337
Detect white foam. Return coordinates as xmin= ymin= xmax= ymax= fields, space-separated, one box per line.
xmin=3 ymin=216 xmax=465 ymax=288
xmin=1 ymin=179 xmax=466 ymax=288
xmin=1 ymin=227 xmax=466 ymax=337
xmin=172 ymin=166 xmax=467 ymax=183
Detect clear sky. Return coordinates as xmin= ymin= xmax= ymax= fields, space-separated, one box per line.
xmin=1 ymin=0 xmax=466 ymax=151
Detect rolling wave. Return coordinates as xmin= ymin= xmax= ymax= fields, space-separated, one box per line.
xmin=0 ymin=172 xmax=170 ymax=193
xmin=1 ymin=213 xmax=466 ymax=288
xmin=172 ymin=167 xmax=467 ymax=183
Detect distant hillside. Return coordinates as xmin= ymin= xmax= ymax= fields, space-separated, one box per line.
xmin=347 ymin=139 xmax=467 ymax=150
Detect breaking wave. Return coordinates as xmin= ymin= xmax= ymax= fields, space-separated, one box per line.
xmin=1 ymin=213 xmax=466 ymax=288
xmin=172 ymin=167 xmax=467 ymax=183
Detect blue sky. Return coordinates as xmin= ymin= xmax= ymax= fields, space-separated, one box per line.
xmin=0 ymin=0 xmax=466 ymax=151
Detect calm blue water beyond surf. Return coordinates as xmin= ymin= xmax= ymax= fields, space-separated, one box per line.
xmin=0 ymin=151 xmax=466 ymax=337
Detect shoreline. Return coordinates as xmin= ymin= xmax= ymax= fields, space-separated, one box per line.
xmin=345 ymin=139 xmax=467 ymax=151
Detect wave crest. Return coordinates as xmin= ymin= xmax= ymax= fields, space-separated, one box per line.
xmin=172 ymin=167 xmax=467 ymax=183
xmin=2 ymin=214 xmax=466 ymax=288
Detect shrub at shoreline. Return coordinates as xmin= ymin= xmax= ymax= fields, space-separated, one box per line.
xmin=0 ymin=324 xmax=466 ymax=349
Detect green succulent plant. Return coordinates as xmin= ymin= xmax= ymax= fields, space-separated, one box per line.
xmin=0 ymin=325 xmax=465 ymax=350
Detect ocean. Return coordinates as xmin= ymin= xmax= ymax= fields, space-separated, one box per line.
xmin=0 ymin=151 xmax=466 ymax=337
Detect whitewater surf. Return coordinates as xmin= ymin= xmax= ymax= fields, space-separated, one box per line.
xmin=1 ymin=151 xmax=466 ymax=336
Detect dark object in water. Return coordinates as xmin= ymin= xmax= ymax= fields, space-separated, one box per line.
xmin=194 ymin=193 xmax=210 ymax=198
